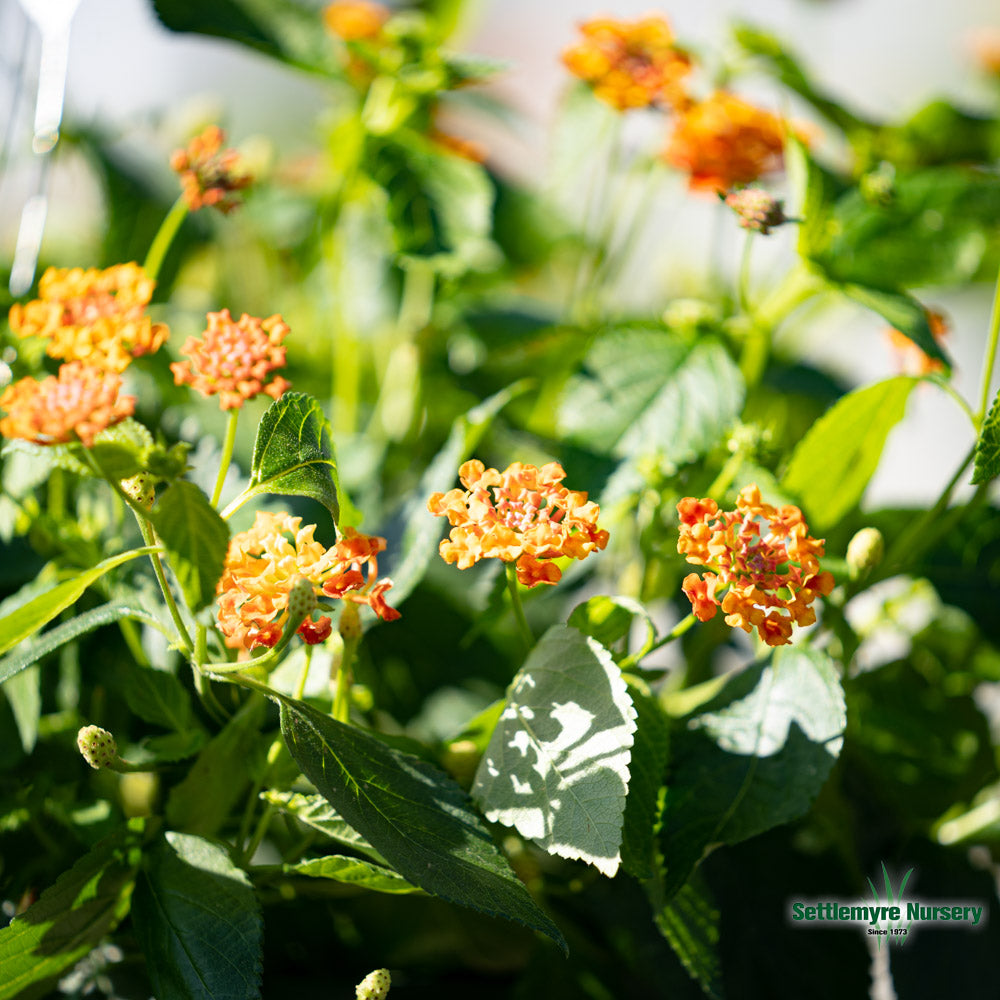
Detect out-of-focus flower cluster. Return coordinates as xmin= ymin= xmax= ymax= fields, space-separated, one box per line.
xmin=217 ymin=512 xmax=400 ymax=652
xmin=563 ymin=14 xmax=796 ymax=194
xmin=677 ymin=484 xmax=834 ymax=646
xmin=170 ymin=125 xmax=252 ymax=214
xmin=0 ymin=361 xmax=135 ymax=447
xmin=9 ymin=263 xmax=167 ymax=372
xmin=170 ymin=309 xmax=292 ymax=410
xmin=428 ymin=460 xmax=609 ymax=587
xmin=885 ymin=309 xmax=950 ymax=376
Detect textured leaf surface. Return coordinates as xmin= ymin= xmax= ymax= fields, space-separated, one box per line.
xmin=151 ymin=481 xmax=230 ymax=612
xmin=247 ymin=392 xmax=341 ymax=523
xmin=472 ymin=625 xmax=637 ymax=877
xmin=0 ymin=820 xmax=144 ymax=1000
xmin=558 ymin=328 xmax=744 ymax=464
xmin=278 ymin=695 xmax=566 ymax=951
xmin=283 ymin=855 xmax=422 ymax=895
xmin=973 ymin=389 xmax=1000 ymax=485
xmin=131 ymin=832 xmax=262 ymax=1000
xmin=659 ymin=647 xmax=845 ymax=900
xmin=263 ymin=790 xmax=384 ymax=862
xmin=0 ymin=548 xmax=155 ymax=658
xmin=782 ymin=377 xmax=916 ymax=528
xmin=119 ymin=662 xmax=196 ymax=732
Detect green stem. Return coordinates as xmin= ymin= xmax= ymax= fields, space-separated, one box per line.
xmin=136 ymin=517 xmax=194 ymax=657
xmin=975 ymin=262 xmax=1000 ymax=426
xmin=294 ymin=645 xmax=314 ymax=700
xmin=143 ymin=195 xmax=189 ymax=284
xmin=706 ymin=448 xmax=745 ymax=499
xmin=241 ymin=802 xmax=276 ymax=866
xmin=737 ymin=229 xmax=755 ymax=316
xmin=211 ymin=409 xmax=240 ymax=508
xmin=642 ymin=612 xmax=697 ymax=657
xmin=119 ymin=618 xmax=152 ymax=668
xmin=505 ymin=563 xmax=534 ymax=653
xmin=332 ymin=635 xmax=358 ymax=724
xmin=397 ymin=261 xmax=435 ymax=338
xmin=926 ymin=373 xmax=978 ymax=429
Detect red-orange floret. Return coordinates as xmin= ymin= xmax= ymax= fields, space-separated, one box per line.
xmin=676 ymin=483 xmax=834 ymax=647
xmin=323 ymin=0 xmax=389 ymax=40
xmin=8 ymin=264 xmax=168 ymax=372
xmin=170 ymin=309 xmax=291 ymax=410
xmin=428 ymin=459 xmax=609 ymax=587
xmin=885 ymin=309 xmax=950 ymax=376
xmin=170 ymin=125 xmax=251 ymax=214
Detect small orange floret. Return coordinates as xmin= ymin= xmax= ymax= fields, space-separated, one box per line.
xmin=663 ymin=91 xmax=788 ymax=194
xmin=427 ymin=459 xmax=609 ymax=587
xmin=170 ymin=125 xmax=251 ymax=214
xmin=217 ymin=513 xmax=399 ymax=651
xmin=170 ymin=309 xmax=291 ymax=410
xmin=675 ymin=484 xmax=832 ymax=647
xmin=8 ymin=263 xmax=168 ymax=372
xmin=562 ymin=15 xmax=692 ymax=112
xmin=0 ymin=361 xmax=136 ymax=448
xmin=323 ymin=0 xmax=389 ymax=40
xmin=885 ymin=309 xmax=949 ymax=376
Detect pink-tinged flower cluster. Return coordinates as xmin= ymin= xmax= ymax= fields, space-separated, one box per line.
xmin=428 ymin=459 xmax=609 ymax=587
xmin=0 ymin=361 xmax=136 ymax=448
xmin=216 ymin=511 xmax=400 ymax=652
xmin=677 ymin=484 xmax=834 ymax=647
xmin=170 ymin=309 xmax=291 ymax=410
xmin=170 ymin=125 xmax=251 ymax=214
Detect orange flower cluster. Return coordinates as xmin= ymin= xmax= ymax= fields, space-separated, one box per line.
xmin=170 ymin=125 xmax=251 ymax=214
xmin=677 ymin=484 xmax=834 ymax=647
xmin=216 ymin=511 xmax=400 ymax=651
xmin=562 ymin=16 xmax=692 ymax=111
xmin=0 ymin=361 xmax=136 ymax=447
xmin=323 ymin=0 xmax=389 ymax=41
xmin=8 ymin=263 xmax=168 ymax=372
xmin=170 ymin=309 xmax=291 ymax=410
xmin=663 ymin=92 xmax=788 ymax=193
xmin=428 ymin=460 xmax=609 ymax=587
xmin=886 ymin=309 xmax=949 ymax=376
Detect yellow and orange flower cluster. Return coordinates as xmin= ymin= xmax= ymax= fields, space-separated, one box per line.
xmin=0 ymin=361 xmax=135 ymax=448
xmin=170 ymin=309 xmax=291 ymax=410
xmin=562 ymin=15 xmax=692 ymax=112
xmin=428 ymin=460 xmax=609 ymax=587
xmin=677 ymin=484 xmax=834 ymax=647
xmin=216 ymin=511 xmax=400 ymax=652
xmin=885 ymin=309 xmax=949 ymax=376
xmin=663 ymin=91 xmax=788 ymax=194
xmin=8 ymin=263 xmax=168 ymax=372
xmin=323 ymin=0 xmax=389 ymax=41
xmin=170 ymin=125 xmax=251 ymax=214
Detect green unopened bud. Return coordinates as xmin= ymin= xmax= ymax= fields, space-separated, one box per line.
xmin=356 ymin=968 xmax=391 ymax=1000
xmin=287 ymin=576 xmax=317 ymax=622
xmin=847 ymin=527 xmax=884 ymax=579
xmin=120 ymin=472 xmax=155 ymax=508
xmin=339 ymin=602 xmax=363 ymax=642
xmin=77 ymin=725 xmax=118 ymax=770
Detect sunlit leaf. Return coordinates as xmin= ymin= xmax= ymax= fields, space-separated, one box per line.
xmin=973 ymin=389 xmax=1000 ymax=485
xmin=283 ymin=855 xmax=423 ymax=895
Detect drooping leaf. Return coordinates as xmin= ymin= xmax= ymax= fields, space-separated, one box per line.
xmin=973 ymin=389 xmax=1000 ymax=485
xmin=282 ymin=855 xmax=423 ymax=895
xmin=781 ymin=376 xmax=916 ymax=529
xmin=131 ymin=832 xmax=262 ymax=1000
xmin=150 ymin=481 xmax=230 ymax=613
xmin=472 ymin=625 xmax=638 ymax=877
xmin=558 ymin=327 xmax=744 ymax=465
xmin=278 ymin=694 xmax=566 ymax=951
xmin=384 ymin=381 xmax=528 ymax=604
xmin=119 ymin=662 xmax=196 ymax=732
xmin=4 ymin=665 xmax=40 ymax=753
xmin=840 ymin=284 xmax=946 ymax=366
xmin=659 ymin=647 xmax=845 ymax=900
xmin=0 ymin=548 xmax=157 ymax=658
xmin=262 ymin=790 xmax=385 ymax=863
xmin=0 ymin=819 xmax=145 ymax=1000
xmin=245 ymin=392 xmax=341 ymax=523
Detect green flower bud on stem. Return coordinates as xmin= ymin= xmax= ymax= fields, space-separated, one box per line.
xmin=356 ymin=968 xmax=391 ymax=1000
xmin=77 ymin=725 xmax=118 ymax=770
xmin=847 ymin=527 xmax=884 ymax=579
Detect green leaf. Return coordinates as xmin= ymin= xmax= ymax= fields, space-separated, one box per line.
xmin=166 ymin=698 xmax=266 ymax=837
xmin=0 ymin=548 xmax=156 ymax=658
xmin=0 ymin=601 xmax=164 ymax=686
xmin=244 ymin=392 xmax=341 ymax=523
xmin=781 ymin=376 xmax=916 ymax=529
xmin=4 ymin=665 xmax=40 ymax=753
xmin=973 ymin=389 xmax=1000 ymax=485
xmin=648 ymin=871 xmax=723 ymax=1000
xmin=278 ymin=694 xmax=566 ymax=952
xmin=119 ymin=662 xmax=196 ymax=732
xmin=472 ymin=625 xmax=638 ymax=877
xmin=386 ymin=381 xmax=528 ymax=603
xmin=839 ymin=285 xmax=946 ymax=366
xmin=127 ymin=730 xmax=207 ymax=766
xmin=89 ymin=418 xmax=155 ymax=480
xmin=282 ymin=855 xmax=423 ymax=895
xmin=558 ymin=327 xmax=744 ymax=465
xmin=150 ymin=481 xmax=230 ymax=612
xmin=659 ymin=647 xmax=845 ymax=900
xmin=568 ymin=594 xmax=657 ymax=664
xmin=262 ymin=790 xmax=385 ymax=863
xmin=131 ymin=832 xmax=262 ymax=1000
xmin=0 ymin=819 xmax=144 ymax=1000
